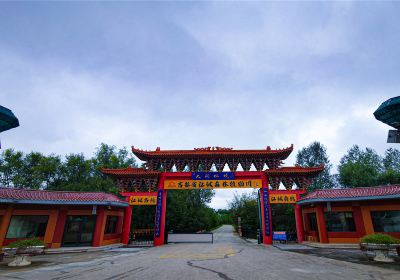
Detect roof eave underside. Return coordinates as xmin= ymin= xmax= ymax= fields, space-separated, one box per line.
xmin=266 ymin=169 xmax=324 ymax=177
xmin=297 ymin=194 xmax=400 ymax=205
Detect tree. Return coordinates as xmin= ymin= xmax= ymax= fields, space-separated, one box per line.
xmin=0 ymin=149 xmax=25 ymax=188
xmin=0 ymin=143 xmax=138 ymax=192
xmin=37 ymin=155 xmax=63 ymax=189
xmin=215 ymin=209 xmax=233 ymax=225
xmin=338 ymin=145 xmax=383 ymax=188
xmin=229 ymin=191 xmax=259 ymax=238
xmin=166 ymin=189 xmax=217 ymax=232
xmin=377 ymin=148 xmax=400 ymax=185
xmin=92 ymin=143 xmax=137 ymax=172
xmin=271 ymin=204 xmax=296 ymax=233
xmin=20 ymin=152 xmax=46 ymax=189
xmin=382 ymin=148 xmax=400 ymax=171
xmin=296 ymin=142 xmax=336 ymax=191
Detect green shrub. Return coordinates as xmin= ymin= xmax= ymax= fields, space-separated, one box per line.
xmin=7 ymin=238 xmax=45 ymax=249
xmin=361 ymin=234 xmax=400 ymax=245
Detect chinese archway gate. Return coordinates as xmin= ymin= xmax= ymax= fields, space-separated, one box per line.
xmin=101 ymin=145 xmax=324 ymax=246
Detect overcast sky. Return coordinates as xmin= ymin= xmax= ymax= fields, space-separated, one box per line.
xmin=1 ymin=2 xmax=399 ymax=209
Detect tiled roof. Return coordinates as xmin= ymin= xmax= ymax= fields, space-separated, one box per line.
xmin=265 ymin=165 xmax=324 ymax=176
xmin=101 ymin=167 xmax=160 ymax=177
xmin=0 ymin=188 xmax=128 ymax=207
xmin=297 ymin=185 xmax=400 ymax=204
xmin=131 ymin=145 xmax=293 ymax=159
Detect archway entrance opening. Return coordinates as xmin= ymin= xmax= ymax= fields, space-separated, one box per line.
xmin=130 ymin=205 xmax=155 ymax=246
xmin=271 ymin=204 xmax=297 ymax=242
xmin=165 ymin=189 xmax=220 ymax=235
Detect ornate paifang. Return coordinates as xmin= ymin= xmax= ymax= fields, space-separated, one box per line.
xmin=175 ymin=160 xmax=186 ymax=172
xmin=253 ymin=159 xmax=265 ymax=171
xmin=266 ymin=159 xmax=280 ymax=169
xmin=226 ymin=159 xmax=239 ymax=172
xmin=101 ymin=167 xmax=160 ymax=193
xmin=201 ymin=159 xmax=214 ymax=172
xmin=214 ymin=158 xmax=226 ymax=172
xmin=102 ymin=148 xmax=325 ymax=193
xmin=239 ymin=159 xmax=252 ymax=171
xmin=294 ymin=177 xmax=314 ymax=190
xmin=266 ymin=166 xmax=324 ymax=191
xmin=116 ymin=179 xmax=127 ymax=192
xmin=186 ymin=159 xmax=198 ymax=172
xmin=281 ymin=177 xmax=295 ymax=190
xmin=145 ymin=160 xmax=156 ymax=171
xmin=162 ymin=160 xmax=174 ymax=172
xmin=269 ymin=177 xmax=281 ymax=190
xmin=131 ymin=145 xmax=294 ymax=172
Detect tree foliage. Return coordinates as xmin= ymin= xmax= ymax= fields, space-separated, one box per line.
xmin=228 ymin=191 xmax=295 ymax=239
xmin=166 ymin=189 xmax=220 ymax=232
xmin=296 ymin=142 xmax=336 ymax=191
xmin=0 ymin=144 xmax=227 ymax=232
xmin=228 ymin=191 xmax=259 ymax=238
xmin=270 ymin=204 xmax=295 ymax=233
xmin=0 ymin=143 xmax=136 ymax=193
xmin=339 ymin=145 xmax=400 ymax=188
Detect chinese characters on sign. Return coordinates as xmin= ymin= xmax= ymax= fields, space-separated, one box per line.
xmin=269 ymin=194 xmax=297 ymax=204
xmin=192 ymin=172 xmax=235 ymax=180
xmin=129 ymin=195 xmax=157 ymax=205
xmin=164 ymin=179 xmax=262 ymax=189
xmin=262 ymin=189 xmax=271 ymax=236
xmin=154 ymin=190 xmax=163 ymax=237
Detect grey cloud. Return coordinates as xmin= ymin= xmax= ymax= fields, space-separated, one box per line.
xmin=1 ymin=2 xmax=399 ymax=208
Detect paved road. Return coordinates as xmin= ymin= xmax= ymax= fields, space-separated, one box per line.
xmin=1 ymin=225 xmax=398 ymax=280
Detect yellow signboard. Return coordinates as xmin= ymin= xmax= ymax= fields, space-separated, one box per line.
xmin=129 ymin=196 xmax=157 ymax=205
xmin=269 ymin=194 xmax=297 ymax=204
xmin=164 ymin=179 xmax=262 ymax=189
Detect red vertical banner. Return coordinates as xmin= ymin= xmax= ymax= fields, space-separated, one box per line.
xmin=154 ymin=174 xmax=167 ymax=246
xmin=260 ymin=174 xmax=272 ymax=245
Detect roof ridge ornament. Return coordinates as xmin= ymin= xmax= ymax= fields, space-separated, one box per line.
xmin=193 ymin=147 xmax=233 ymax=151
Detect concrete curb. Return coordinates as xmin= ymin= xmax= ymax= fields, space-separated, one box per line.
xmin=45 ymin=243 xmax=124 ymax=254
xmin=302 ymin=242 xmax=359 ymax=250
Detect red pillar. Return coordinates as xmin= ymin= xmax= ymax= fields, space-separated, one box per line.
xmin=0 ymin=205 xmax=13 ymax=247
xmin=52 ymin=207 xmax=68 ymax=248
xmin=260 ymin=174 xmax=272 ymax=245
xmin=352 ymin=205 xmax=366 ymax=237
xmin=316 ymin=204 xmax=328 ymax=243
xmin=92 ymin=206 xmax=106 ymax=247
xmin=122 ymin=204 xmax=132 ymax=245
xmin=295 ymin=199 xmax=304 ymax=243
